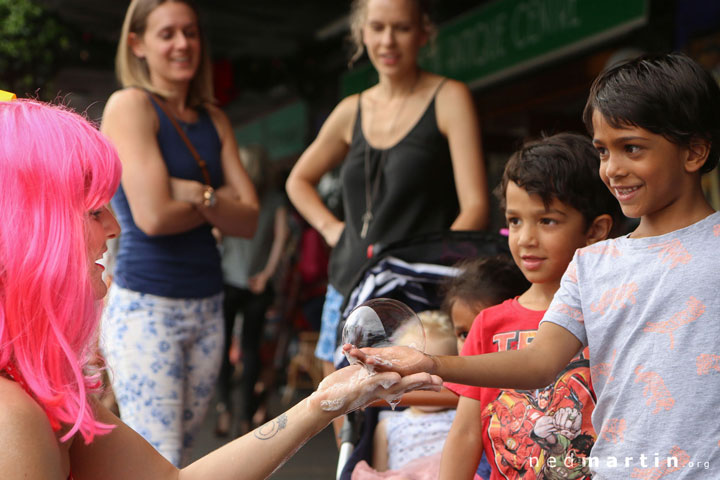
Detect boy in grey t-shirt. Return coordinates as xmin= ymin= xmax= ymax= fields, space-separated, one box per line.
xmin=544 ymin=212 xmax=720 ymax=477
xmin=345 ymin=53 xmax=720 ymax=478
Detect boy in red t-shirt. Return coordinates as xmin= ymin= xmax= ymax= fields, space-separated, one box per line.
xmin=439 ymin=133 xmax=620 ymax=480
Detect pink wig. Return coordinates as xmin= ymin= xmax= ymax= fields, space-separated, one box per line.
xmin=0 ymin=99 xmax=121 ymax=443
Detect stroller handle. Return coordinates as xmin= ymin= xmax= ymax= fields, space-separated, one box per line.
xmin=337 ymin=413 xmax=357 ymax=480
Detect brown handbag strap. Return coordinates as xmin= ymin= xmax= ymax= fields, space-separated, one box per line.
xmin=149 ymin=92 xmax=212 ymax=186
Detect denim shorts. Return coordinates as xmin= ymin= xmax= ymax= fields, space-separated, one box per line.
xmin=314 ymin=284 xmax=344 ymax=364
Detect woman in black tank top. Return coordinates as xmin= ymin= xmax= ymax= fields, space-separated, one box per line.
xmin=286 ymin=0 xmax=491 ymax=448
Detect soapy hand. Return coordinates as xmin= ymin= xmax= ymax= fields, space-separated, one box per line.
xmin=342 ymin=344 xmax=437 ymax=377
xmin=309 ymin=364 xmax=442 ymax=415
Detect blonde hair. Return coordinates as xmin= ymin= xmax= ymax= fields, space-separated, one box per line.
xmin=416 ymin=310 xmax=457 ymax=355
xmin=115 ymin=0 xmax=215 ymax=107
xmin=347 ymin=0 xmax=435 ymax=67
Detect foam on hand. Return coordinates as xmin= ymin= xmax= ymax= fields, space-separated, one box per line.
xmin=311 ymin=366 xmax=401 ymax=412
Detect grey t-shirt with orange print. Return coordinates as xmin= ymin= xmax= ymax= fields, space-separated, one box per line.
xmin=542 ymin=211 xmax=720 ymax=479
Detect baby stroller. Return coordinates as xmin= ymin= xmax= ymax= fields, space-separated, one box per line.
xmin=333 ymin=230 xmax=510 ymax=480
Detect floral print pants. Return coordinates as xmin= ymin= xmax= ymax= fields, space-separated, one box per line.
xmin=101 ymin=284 xmax=224 ymax=467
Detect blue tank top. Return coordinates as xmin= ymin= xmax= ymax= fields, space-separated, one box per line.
xmin=111 ymin=92 xmax=224 ymax=298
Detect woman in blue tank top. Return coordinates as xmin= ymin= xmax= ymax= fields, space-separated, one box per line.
xmin=99 ymin=0 xmax=259 ymax=466
xmin=286 ymin=0 xmax=490 ymax=447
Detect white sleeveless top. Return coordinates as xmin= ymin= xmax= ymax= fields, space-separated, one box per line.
xmin=385 ymin=408 xmax=456 ymax=470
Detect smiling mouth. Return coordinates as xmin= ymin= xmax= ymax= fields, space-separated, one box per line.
xmin=613 ymin=185 xmax=640 ymax=196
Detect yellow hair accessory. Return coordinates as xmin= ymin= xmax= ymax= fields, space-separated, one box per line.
xmin=0 ymin=90 xmax=17 ymax=101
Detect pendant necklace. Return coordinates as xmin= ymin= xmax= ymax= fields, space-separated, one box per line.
xmin=361 ymin=71 xmax=421 ymax=239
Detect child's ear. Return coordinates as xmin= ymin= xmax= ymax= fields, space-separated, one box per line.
xmin=685 ymin=137 xmax=711 ymax=173
xmin=585 ymin=214 xmax=613 ymax=245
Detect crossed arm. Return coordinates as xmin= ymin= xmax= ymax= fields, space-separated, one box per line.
xmin=101 ymin=89 xmax=259 ymax=238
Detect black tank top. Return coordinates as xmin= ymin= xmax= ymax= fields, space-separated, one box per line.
xmin=328 ymin=82 xmax=459 ymax=296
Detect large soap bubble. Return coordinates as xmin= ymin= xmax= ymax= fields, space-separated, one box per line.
xmin=341 ymin=298 xmax=426 ymax=410
xmin=342 ymin=298 xmax=426 ymax=354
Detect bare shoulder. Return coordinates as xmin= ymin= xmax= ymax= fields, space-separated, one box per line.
xmin=203 ymin=102 xmax=225 ymax=119
xmin=0 ymin=378 xmax=64 ymax=478
xmin=434 ymin=77 xmax=478 ymax=133
xmin=102 ymin=88 xmax=155 ymax=127
xmin=104 ymin=88 xmax=152 ymax=114
xmin=435 ymin=77 xmax=473 ymax=106
xmin=333 ymin=93 xmax=361 ymax=123
xmin=204 ymin=103 xmax=232 ymax=139
xmin=0 ymin=377 xmax=49 ymax=430
xmin=313 ymin=93 xmax=360 ymax=145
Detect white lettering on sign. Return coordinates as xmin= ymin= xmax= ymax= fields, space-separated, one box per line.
xmin=510 ymin=0 xmax=581 ymax=50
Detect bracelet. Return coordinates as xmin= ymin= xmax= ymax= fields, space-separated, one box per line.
xmin=202 ymin=185 xmax=217 ymax=207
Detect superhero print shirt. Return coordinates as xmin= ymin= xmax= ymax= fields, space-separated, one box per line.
xmin=543 ymin=211 xmax=720 ymax=478
xmin=447 ymin=298 xmax=597 ymax=480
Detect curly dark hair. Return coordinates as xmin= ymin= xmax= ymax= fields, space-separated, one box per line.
xmin=494 ymin=132 xmax=621 ymax=229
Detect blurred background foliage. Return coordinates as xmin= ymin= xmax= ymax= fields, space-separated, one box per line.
xmin=0 ymin=0 xmax=75 ymax=98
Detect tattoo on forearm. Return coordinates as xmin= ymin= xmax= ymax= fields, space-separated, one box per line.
xmin=254 ymin=413 xmax=288 ymax=440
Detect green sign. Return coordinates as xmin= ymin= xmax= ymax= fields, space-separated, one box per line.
xmin=341 ymin=0 xmax=647 ymax=96
xmin=234 ymin=100 xmax=308 ymax=160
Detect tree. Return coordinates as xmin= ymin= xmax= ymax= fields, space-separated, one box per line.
xmin=0 ymin=0 xmax=73 ymax=97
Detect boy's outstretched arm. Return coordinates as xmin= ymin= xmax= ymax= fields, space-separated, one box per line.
xmin=346 ymin=322 xmax=582 ymax=390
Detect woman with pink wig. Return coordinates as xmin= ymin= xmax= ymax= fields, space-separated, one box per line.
xmin=0 ymin=97 xmax=441 ymax=480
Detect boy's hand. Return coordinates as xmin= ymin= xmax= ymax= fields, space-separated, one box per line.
xmin=342 ymin=344 xmax=438 ymax=377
